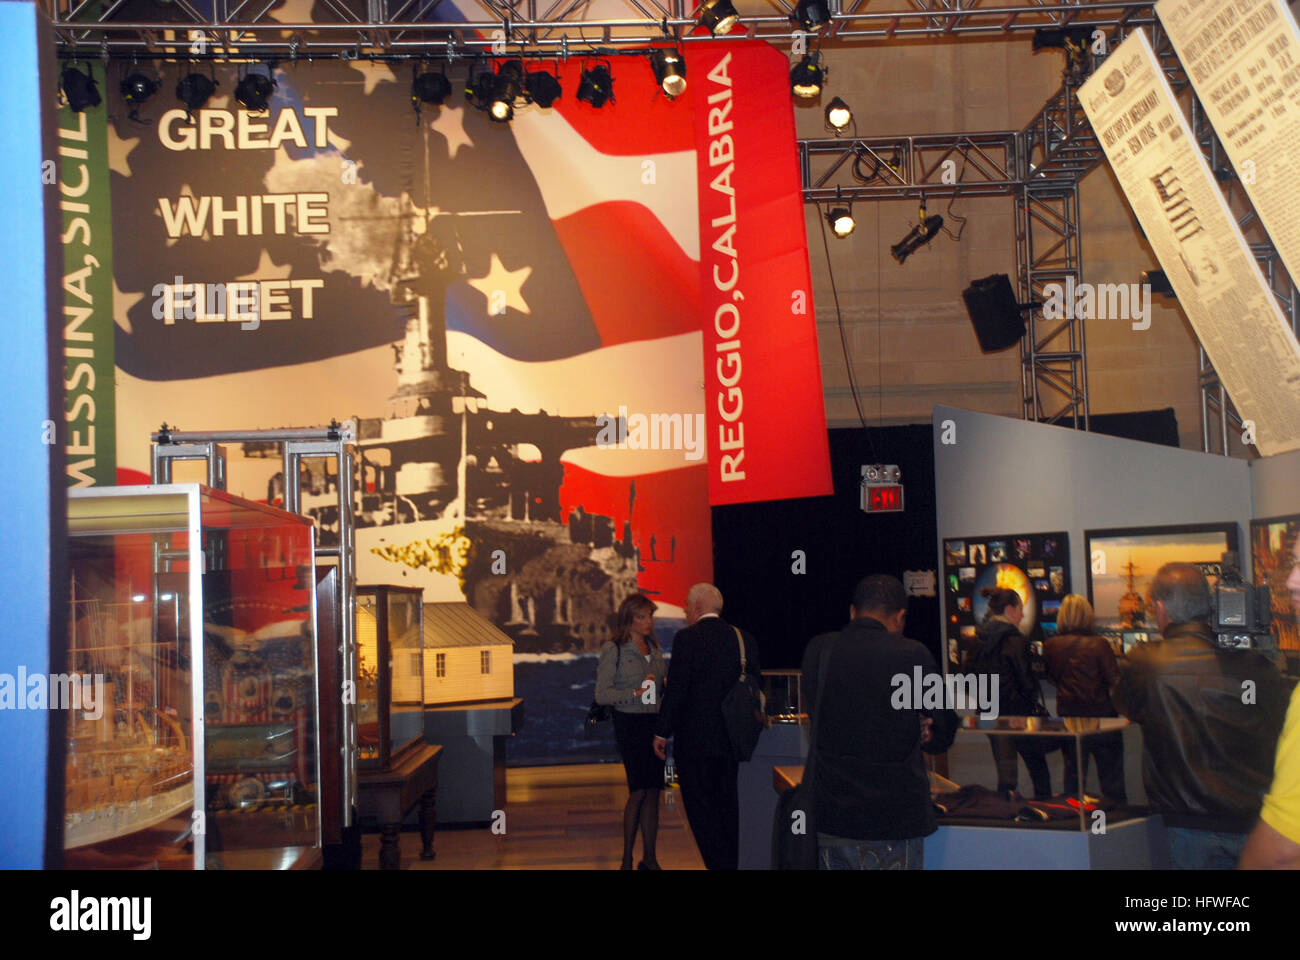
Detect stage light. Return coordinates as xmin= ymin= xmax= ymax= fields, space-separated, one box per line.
xmin=577 ymin=64 xmax=614 ymax=108
xmin=412 ymin=71 xmax=452 ymax=107
xmin=490 ymin=60 xmax=524 ymax=122
xmin=790 ymin=52 xmax=824 ymax=99
xmin=825 ymin=96 xmax=852 ymax=132
xmin=234 ymin=70 xmax=275 ymax=111
xmin=827 ymin=203 xmax=854 ymax=238
xmin=1032 ymin=27 xmax=1092 ymax=51
xmin=698 ymin=0 xmax=740 ymax=35
xmin=120 ymin=72 xmax=158 ymax=120
xmin=650 ymin=48 xmax=687 ymax=99
xmin=891 ymin=214 xmax=944 ymax=264
xmin=176 ymin=73 xmax=216 ymax=119
xmin=525 ymin=68 xmax=562 ymax=108
xmin=466 ymin=69 xmax=497 ymax=112
xmin=61 ymin=64 xmax=101 ymax=112
xmin=794 ymin=0 xmax=831 ymax=32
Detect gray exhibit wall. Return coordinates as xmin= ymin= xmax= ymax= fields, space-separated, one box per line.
xmin=1251 ymin=448 xmax=1300 ymax=521
xmin=931 ymin=406 xmax=1254 ymax=802
xmin=931 ymin=404 xmax=1253 ymax=603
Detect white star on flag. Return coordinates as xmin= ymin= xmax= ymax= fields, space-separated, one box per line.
xmin=468 ymin=253 xmax=532 ymax=316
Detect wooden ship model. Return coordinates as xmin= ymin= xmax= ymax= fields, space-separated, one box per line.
xmin=64 ymin=579 xmax=192 ymax=851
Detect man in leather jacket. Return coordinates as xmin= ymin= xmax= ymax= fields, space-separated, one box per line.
xmin=1114 ymin=562 xmax=1287 ymax=869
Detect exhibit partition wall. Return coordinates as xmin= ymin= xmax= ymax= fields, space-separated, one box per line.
xmin=60 ymin=50 xmax=831 ymax=765
xmin=932 ymin=405 xmax=1253 ymax=607
xmin=1 ymin=2 xmax=67 ymax=870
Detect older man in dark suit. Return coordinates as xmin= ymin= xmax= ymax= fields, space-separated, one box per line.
xmin=654 ymin=583 xmax=761 ymax=870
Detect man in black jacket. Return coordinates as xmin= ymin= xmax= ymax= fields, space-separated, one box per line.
xmin=653 ymin=583 xmax=761 ymax=870
xmin=1114 ymin=562 xmax=1287 ymax=869
xmin=802 ymin=575 xmax=957 ymax=870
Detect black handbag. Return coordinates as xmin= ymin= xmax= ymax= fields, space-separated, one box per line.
xmin=772 ymin=637 xmax=833 ymax=870
xmin=721 ymin=626 xmax=767 ymax=762
xmin=584 ymin=643 xmax=621 ymax=733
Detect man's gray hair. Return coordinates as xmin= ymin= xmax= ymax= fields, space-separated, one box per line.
xmin=687 ymin=582 xmax=724 ymax=614
xmin=1151 ymin=562 xmax=1212 ymax=624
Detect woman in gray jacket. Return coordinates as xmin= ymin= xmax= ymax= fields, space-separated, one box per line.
xmin=595 ymin=593 xmax=667 ymax=869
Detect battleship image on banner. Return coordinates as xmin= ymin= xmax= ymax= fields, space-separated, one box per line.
xmin=101 ymin=48 xmax=787 ymax=762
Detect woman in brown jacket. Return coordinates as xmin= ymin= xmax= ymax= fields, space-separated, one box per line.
xmin=1043 ymin=594 xmax=1126 ymax=802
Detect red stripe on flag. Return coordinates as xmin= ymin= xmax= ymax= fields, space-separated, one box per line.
xmin=551 ymin=59 xmax=696 ymax=156
xmin=558 ymin=462 xmax=712 ymax=609
xmin=552 ymin=201 xmax=700 ymax=347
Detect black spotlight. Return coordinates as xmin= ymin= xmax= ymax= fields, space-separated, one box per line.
xmin=1142 ymin=269 xmax=1177 ymax=297
xmin=577 ymin=64 xmax=614 ymax=108
xmin=413 ymin=71 xmax=452 ymax=107
xmin=698 ymin=0 xmax=740 ymax=35
xmin=491 ymin=60 xmax=524 ymax=122
xmin=1032 ymin=26 xmax=1093 ymax=51
xmin=650 ymin=48 xmax=687 ymax=99
xmin=824 ymin=95 xmax=852 ymax=131
xmin=891 ymin=214 xmax=944 ymax=264
xmin=234 ymin=71 xmax=275 ymax=111
xmin=826 ymin=203 xmax=854 ymax=238
xmin=525 ymin=68 xmax=562 ymax=108
xmin=62 ymin=64 xmax=101 ymax=113
xmin=793 ymin=0 xmax=831 ymax=32
xmin=790 ymin=53 xmax=824 ymax=99
xmin=466 ymin=69 xmax=499 ymax=112
xmin=120 ymin=72 xmax=158 ymax=120
xmin=176 ymin=73 xmax=216 ymax=120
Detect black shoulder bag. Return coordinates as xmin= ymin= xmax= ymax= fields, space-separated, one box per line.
xmin=584 ymin=642 xmax=622 ymax=733
xmin=721 ymin=626 xmax=767 ymax=762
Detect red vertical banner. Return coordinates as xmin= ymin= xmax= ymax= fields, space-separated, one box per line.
xmin=691 ymin=41 xmax=833 ymax=506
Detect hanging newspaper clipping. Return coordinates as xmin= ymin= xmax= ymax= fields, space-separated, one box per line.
xmin=1080 ymin=30 xmax=1300 ymax=456
xmin=1157 ymin=0 xmax=1300 ymax=286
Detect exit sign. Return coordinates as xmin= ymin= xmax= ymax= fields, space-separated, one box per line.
xmin=863 ymin=483 xmax=905 ymax=513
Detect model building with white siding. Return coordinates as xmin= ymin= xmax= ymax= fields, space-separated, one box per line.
xmin=422 ymin=603 xmax=514 ymax=705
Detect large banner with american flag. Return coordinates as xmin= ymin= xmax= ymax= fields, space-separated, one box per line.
xmin=95 ymin=25 xmax=827 ymax=760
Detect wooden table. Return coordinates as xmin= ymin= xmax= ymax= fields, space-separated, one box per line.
xmin=357 ymin=742 xmax=443 ymax=870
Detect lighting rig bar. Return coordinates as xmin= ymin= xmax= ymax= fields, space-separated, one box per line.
xmin=45 ymin=0 xmax=1159 ymax=55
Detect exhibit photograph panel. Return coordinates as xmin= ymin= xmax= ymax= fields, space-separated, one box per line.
xmin=1084 ymin=522 xmax=1239 ymax=652
xmin=941 ymin=531 xmax=1070 ymax=668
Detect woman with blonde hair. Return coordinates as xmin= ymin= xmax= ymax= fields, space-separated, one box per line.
xmin=1043 ymin=594 xmax=1126 ymax=802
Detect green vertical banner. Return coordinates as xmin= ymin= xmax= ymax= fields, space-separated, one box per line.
xmin=58 ymin=92 xmax=116 ymax=487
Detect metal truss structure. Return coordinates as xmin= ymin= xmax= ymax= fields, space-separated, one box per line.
xmin=799 ymin=16 xmax=1299 ymax=451
xmin=46 ymin=0 xmax=1160 ymax=56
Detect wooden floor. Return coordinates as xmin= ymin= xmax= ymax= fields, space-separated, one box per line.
xmin=360 ymin=763 xmax=706 ymax=870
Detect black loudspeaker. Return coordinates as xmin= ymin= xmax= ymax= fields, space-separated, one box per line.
xmin=962 ymin=274 xmax=1027 ymax=352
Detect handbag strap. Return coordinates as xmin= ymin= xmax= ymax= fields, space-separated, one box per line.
xmin=733 ymin=625 xmax=746 ymax=681
xmin=804 ymin=635 xmax=836 ymax=786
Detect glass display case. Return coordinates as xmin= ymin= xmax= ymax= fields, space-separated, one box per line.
xmin=761 ymin=670 xmax=804 ymax=723
xmin=355 ymin=585 xmax=426 ymax=770
xmin=65 ymin=484 xmax=321 ymax=869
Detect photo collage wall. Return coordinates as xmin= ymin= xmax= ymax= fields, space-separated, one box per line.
xmin=942 ymin=531 xmax=1070 ymax=668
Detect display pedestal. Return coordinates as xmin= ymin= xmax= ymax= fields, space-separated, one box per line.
xmin=422 ymin=699 xmax=525 ymax=825
xmin=357 ymin=742 xmax=442 ymax=870
xmin=770 ymin=764 xmax=1167 ymax=869
xmin=738 ymin=723 xmax=807 ymax=869
xmin=924 ymin=816 xmax=1168 ymax=869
